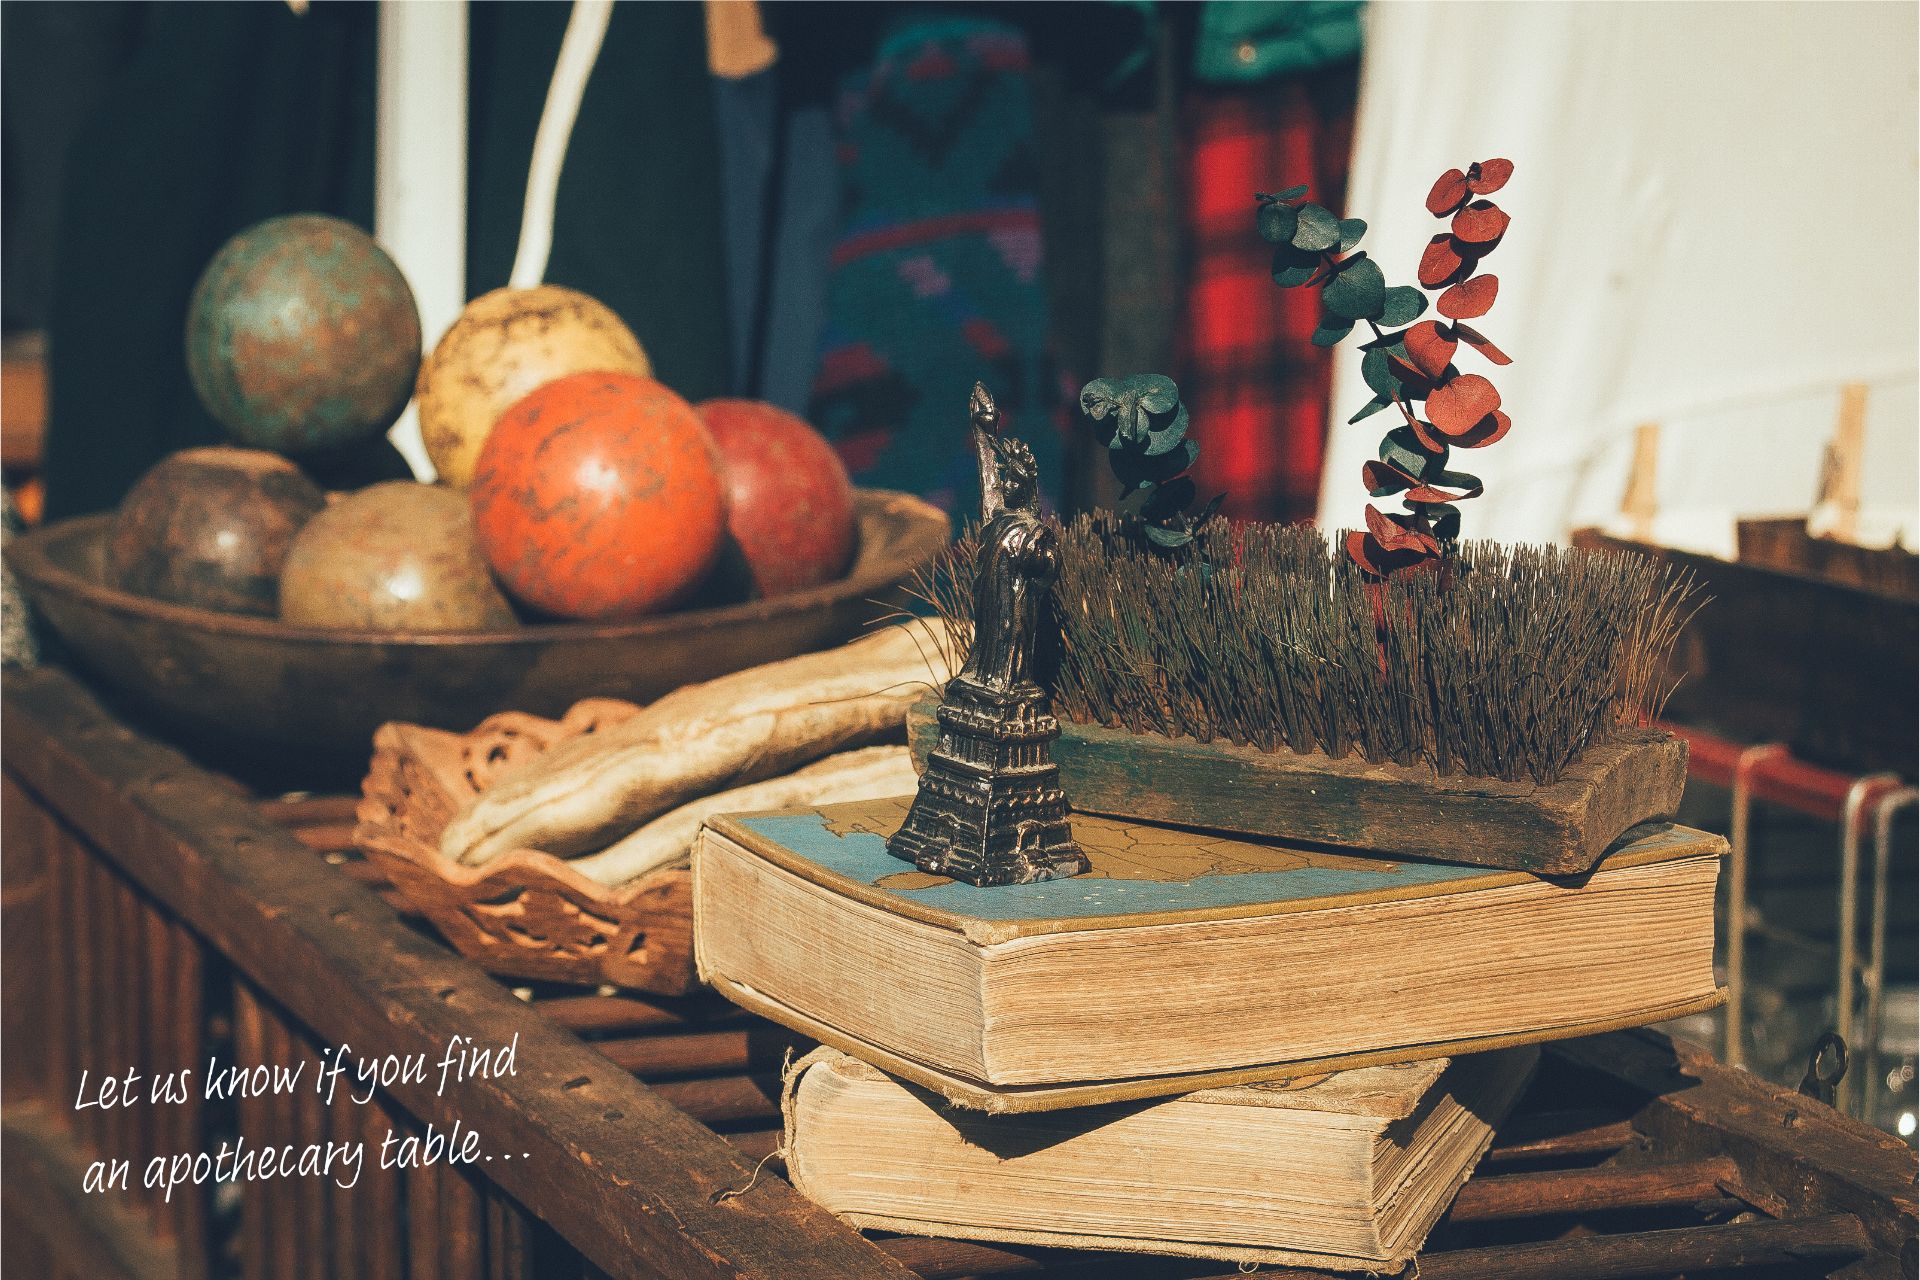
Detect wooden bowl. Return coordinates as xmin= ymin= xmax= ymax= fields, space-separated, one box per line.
xmin=354 ymin=699 xmax=699 ymax=995
xmin=6 ymin=489 xmax=948 ymax=785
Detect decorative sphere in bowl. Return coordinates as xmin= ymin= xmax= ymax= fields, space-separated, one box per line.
xmin=279 ymin=481 xmax=516 ymax=631
xmin=107 ymin=446 xmax=326 ymax=616
xmin=185 ymin=214 xmax=421 ymax=453
xmin=697 ymin=398 xmax=857 ymax=599
xmin=416 ymin=284 xmax=651 ymax=487
xmin=470 ymin=372 xmax=727 ymax=620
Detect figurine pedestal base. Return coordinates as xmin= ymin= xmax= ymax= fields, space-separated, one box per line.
xmin=887 ymin=678 xmax=1087 ymax=886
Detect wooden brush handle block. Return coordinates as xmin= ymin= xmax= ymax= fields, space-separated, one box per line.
xmin=910 ymin=699 xmax=1688 ymax=876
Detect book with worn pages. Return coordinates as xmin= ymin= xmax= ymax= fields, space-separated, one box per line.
xmin=782 ymin=1045 xmax=1538 ymax=1270
xmin=695 ymin=798 xmax=1724 ymax=1112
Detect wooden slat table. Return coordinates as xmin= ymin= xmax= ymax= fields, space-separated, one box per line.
xmin=4 ymin=665 xmax=1915 ymax=1280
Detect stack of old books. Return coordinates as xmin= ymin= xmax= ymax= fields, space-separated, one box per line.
xmin=692 ymin=798 xmax=1723 ymax=1270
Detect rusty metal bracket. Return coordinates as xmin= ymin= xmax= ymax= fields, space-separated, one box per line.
xmin=1726 ymin=743 xmax=1790 ymax=1066
xmin=1852 ymin=785 xmax=1917 ymax=1120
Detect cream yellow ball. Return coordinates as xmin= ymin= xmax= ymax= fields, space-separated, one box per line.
xmin=416 ymin=284 xmax=651 ymax=486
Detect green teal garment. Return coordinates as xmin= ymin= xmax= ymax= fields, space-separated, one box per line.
xmin=807 ymin=15 xmax=1065 ymax=520
xmin=1194 ymin=2 xmax=1363 ymax=84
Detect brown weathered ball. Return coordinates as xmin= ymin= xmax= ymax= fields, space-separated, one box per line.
xmin=278 ymin=482 xmax=518 ymax=631
xmin=415 ymin=284 xmax=651 ymax=487
xmin=107 ymin=447 xmax=327 ymax=616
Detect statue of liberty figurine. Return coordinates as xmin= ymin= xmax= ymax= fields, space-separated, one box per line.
xmin=888 ymin=383 xmax=1088 ymax=886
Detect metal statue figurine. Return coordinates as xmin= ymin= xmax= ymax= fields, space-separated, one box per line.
xmin=888 ymin=383 xmax=1089 ymax=886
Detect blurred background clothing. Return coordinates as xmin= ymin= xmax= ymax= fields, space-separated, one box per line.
xmin=13 ymin=1 xmax=1911 ymax=548
xmin=1179 ymin=63 xmax=1356 ymax=525
xmin=804 ymin=14 xmax=1066 ymax=515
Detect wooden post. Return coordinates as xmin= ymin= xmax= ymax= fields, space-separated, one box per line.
xmin=1621 ymin=421 xmax=1660 ymax=542
xmin=1812 ymin=382 xmax=1867 ymax=545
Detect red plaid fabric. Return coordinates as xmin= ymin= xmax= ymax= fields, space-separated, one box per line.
xmin=1178 ymin=70 xmax=1358 ymax=524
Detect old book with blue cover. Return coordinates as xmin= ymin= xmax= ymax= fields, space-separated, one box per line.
xmin=694 ymin=797 xmax=1723 ymax=1113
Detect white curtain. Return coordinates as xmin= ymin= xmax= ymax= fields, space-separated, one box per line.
xmin=1318 ymin=1 xmax=1918 ymax=554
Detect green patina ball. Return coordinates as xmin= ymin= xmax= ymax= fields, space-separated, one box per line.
xmin=185 ymin=214 xmax=422 ymax=455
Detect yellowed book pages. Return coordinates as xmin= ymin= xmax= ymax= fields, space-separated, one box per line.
xmin=784 ymin=1046 xmax=1538 ymax=1269
xmin=695 ymin=800 xmax=1724 ymax=1111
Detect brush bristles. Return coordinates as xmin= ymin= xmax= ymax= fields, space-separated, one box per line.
xmin=910 ymin=515 xmax=1701 ymax=785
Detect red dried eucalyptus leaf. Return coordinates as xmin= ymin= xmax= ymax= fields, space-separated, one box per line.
xmin=1387 ymin=355 xmax=1433 ymax=395
xmin=1426 ymin=168 xmax=1469 ymax=216
xmin=1404 ymin=320 xmax=1458 ymax=380
xmin=1362 ymin=502 xmax=1398 ymax=540
xmin=1344 ymin=529 xmax=1379 ymax=574
xmin=1362 ymin=459 xmax=1415 ymax=496
xmin=1348 ymin=530 xmax=1423 ymax=579
xmin=1437 ymin=273 xmax=1499 ymax=319
xmin=1418 ymin=235 xmax=1466 ymax=288
xmin=1407 ymin=483 xmax=1474 ymax=505
xmin=1452 ymin=408 xmax=1512 ymax=449
xmin=1451 ymin=200 xmax=1510 ymax=246
xmin=1466 ymin=158 xmax=1514 ymax=194
xmin=1451 ymin=322 xmax=1511 ymax=366
xmin=1405 ymin=469 xmax=1484 ymax=504
xmin=1369 ymin=459 xmax=1481 ymax=505
xmin=1348 ymin=516 xmax=1443 ymax=580
xmin=1364 ymin=503 xmax=1441 ymax=554
xmin=1410 ymin=418 xmax=1448 ymax=453
xmin=1426 ymin=373 xmax=1501 ymax=437
xmin=1398 ymin=553 xmax=1446 ymax=580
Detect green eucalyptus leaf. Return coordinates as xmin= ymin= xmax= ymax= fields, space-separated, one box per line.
xmin=1271 ymin=243 xmax=1321 ymax=288
xmin=1322 ymin=256 xmax=1387 ymax=321
xmin=1429 ymin=466 xmax=1482 ymax=495
xmin=1310 ymin=316 xmax=1354 ymax=348
xmin=1290 ymin=203 xmax=1340 ymax=252
xmin=1079 ymin=378 xmax=1121 ymax=419
xmin=1256 ymin=201 xmax=1299 ymax=245
xmin=1379 ymin=286 xmax=1428 ymax=328
xmin=1144 ymin=474 xmax=1197 ymax=521
xmin=1348 ymin=394 xmax=1392 ymax=425
xmin=1258 ymin=184 xmax=1309 ymax=203
xmin=1144 ymin=524 xmax=1195 ymax=548
xmin=1111 ymin=438 xmax=1197 ymax=490
xmin=1126 ymin=373 xmax=1180 ymax=415
xmin=1142 ymin=403 xmax=1190 ymax=457
xmin=1338 ymin=218 xmax=1368 ymax=252
xmin=1088 ymin=373 xmax=1190 ymax=457
xmin=1360 ymin=347 xmax=1398 ymax=398
xmin=1381 ymin=426 xmax=1443 ymax=477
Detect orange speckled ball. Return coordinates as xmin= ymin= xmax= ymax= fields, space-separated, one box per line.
xmin=469 ymin=372 xmax=727 ymax=619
